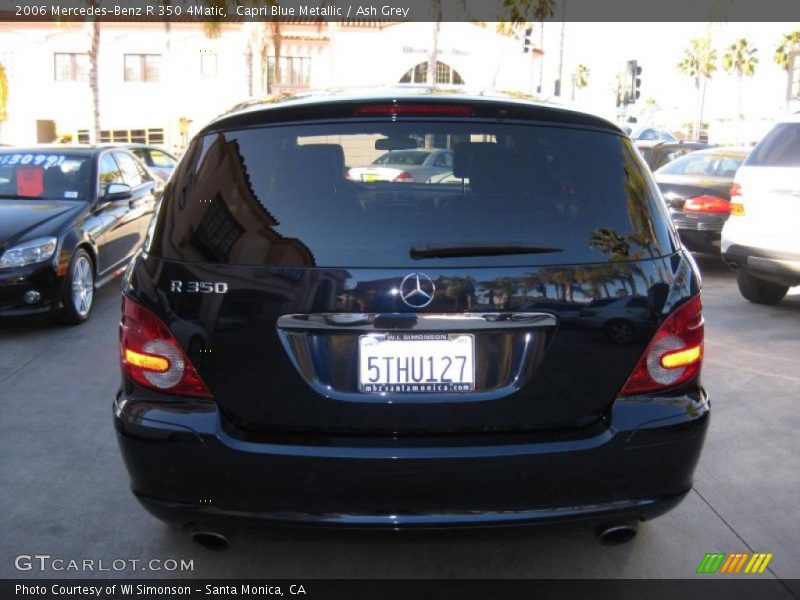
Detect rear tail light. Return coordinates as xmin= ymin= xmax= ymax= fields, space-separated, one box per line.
xmin=120 ymin=296 xmax=212 ymax=398
xmin=683 ymin=195 xmax=730 ymax=214
xmin=729 ymin=183 xmax=745 ymax=216
xmin=619 ymin=294 xmax=703 ymax=395
xmin=393 ymin=171 xmax=415 ymax=182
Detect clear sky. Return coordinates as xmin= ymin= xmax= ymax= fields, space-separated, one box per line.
xmin=546 ymin=21 xmax=797 ymax=129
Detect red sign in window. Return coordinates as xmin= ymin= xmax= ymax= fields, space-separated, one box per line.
xmin=17 ymin=166 xmax=44 ymax=197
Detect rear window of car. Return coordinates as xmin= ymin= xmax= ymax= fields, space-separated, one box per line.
xmin=148 ymin=120 xmax=674 ymax=268
xmin=373 ymin=150 xmax=430 ymax=166
xmin=656 ymin=152 xmax=744 ymax=177
xmin=746 ymin=123 xmax=800 ymax=167
xmin=0 ymin=152 xmax=92 ymax=200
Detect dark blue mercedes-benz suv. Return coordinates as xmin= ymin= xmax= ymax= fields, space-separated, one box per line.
xmin=114 ymin=89 xmax=708 ymax=546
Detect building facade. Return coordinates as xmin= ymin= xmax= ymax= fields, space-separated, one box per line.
xmin=0 ymin=20 xmax=541 ymax=149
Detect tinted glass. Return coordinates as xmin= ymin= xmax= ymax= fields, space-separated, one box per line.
xmin=98 ymin=154 xmax=124 ymax=194
xmin=149 ymin=121 xmax=673 ymax=268
xmin=114 ymin=152 xmax=144 ymax=187
xmin=433 ymin=152 xmax=453 ymax=167
xmin=0 ymin=152 xmax=93 ymax=200
xmin=656 ymin=152 xmax=744 ymax=177
xmin=746 ymin=123 xmax=800 ymax=167
xmin=149 ymin=149 xmax=177 ymax=168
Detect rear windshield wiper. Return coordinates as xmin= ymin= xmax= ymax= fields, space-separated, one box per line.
xmin=410 ymin=242 xmax=563 ymax=260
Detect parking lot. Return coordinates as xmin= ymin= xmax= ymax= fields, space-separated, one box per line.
xmin=0 ymin=255 xmax=798 ymax=583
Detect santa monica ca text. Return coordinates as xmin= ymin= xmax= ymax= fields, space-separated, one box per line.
xmin=16 ymin=584 xmax=306 ymax=596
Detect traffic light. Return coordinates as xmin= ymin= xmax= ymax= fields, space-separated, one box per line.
xmin=625 ymin=60 xmax=642 ymax=104
xmin=523 ymin=27 xmax=533 ymax=53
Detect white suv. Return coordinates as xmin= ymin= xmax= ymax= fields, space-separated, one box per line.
xmin=721 ymin=114 xmax=800 ymax=304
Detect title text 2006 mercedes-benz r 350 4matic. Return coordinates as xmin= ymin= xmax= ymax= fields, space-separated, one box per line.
xmin=114 ymin=90 xmax=708 ymax=546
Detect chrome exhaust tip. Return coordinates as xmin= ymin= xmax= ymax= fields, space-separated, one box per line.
xmin=596 ymin=521 xmax=638 ymax=546
xmin=190 ymin=530 xmax=230 ymax=550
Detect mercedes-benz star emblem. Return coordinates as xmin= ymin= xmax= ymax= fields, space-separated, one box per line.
xmin=399 ymin=273 xmax=436 ymax=309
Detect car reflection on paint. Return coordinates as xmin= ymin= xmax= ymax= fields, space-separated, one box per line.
xmin=578 ymin=296 xmax=655 ymax=344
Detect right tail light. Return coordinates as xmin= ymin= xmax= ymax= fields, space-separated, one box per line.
xmin=620 ymin=294 xmax=703 ymax=395
xmin=729 ymin=182 xmax=745 ymax=216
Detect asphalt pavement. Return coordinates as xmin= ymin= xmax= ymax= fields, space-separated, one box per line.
xmin=0 ymin=255 xmax=798 ymax=587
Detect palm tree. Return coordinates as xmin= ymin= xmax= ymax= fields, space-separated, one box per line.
xmin=426 ymin=0 xmax=444 ymax=85
xmin=642 ymin=97 xmax=658 ymax=124
xmin=588 ymin=228 xmax=639 ymax=295
xmin=774 ymin=30 xmax=800 ymax=107
xmin=502 ymin=0 xmax=555 ymax=93
xmin=723 ymin=38 xmax=758 ymax=140
xmin=86 ymin=0 xmax=101 ymax=143
xmin=206 ymin=1 xmax=283 ymax=95
xmin=570 ymin=63 xmax=589 ymax=100
xmin=555 ymin=0 xmax=566 ymax=96
xmin=678 ymin=36 xmax=717 ymax=140
xmin=532 ymin=0 xmax=555 ymax=94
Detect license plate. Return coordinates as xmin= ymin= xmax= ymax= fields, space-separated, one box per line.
xmin=358 ymin=333 xmax=475 ymax=393
xmin=361 ymin=173 xmax=381 ymax=182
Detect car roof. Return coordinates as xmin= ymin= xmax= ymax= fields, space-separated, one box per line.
xmin=0 ymin=145 xmax=107 ymax=155
xmin=653 ymin=141 xmax=709 ymax=148
xmin=685 ymin=146 xmax=750 ymax=157
xmin=108 ymin=143 xmax=170 ymax=151
xmin=203 ymin=87 xmax=624 ymax=136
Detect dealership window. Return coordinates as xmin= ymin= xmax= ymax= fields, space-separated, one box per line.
xmin=124 ymin=54 xmax=161 ymax=82
xmin=399 ymin=61 xmax=464 ymax=85
xmin=267 ymin=56 xmax=311 ymax=87
xmin=200 ymin=51 xmax=217 ymax=79
xmin=54 ymin=53 xmax=89 ymax=82
xmin=98 ymin=128 xmax=165 ymax=145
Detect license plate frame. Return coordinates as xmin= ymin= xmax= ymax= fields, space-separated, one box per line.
xmin=358 ymin=332 xmax=475 ymax=394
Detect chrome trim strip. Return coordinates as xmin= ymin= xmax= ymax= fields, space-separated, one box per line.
xmin=277 ymin=312 xmax=557 ymax=332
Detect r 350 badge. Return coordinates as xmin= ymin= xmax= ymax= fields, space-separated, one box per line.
xmin=170 ymin=281 xmax=228 ymax=294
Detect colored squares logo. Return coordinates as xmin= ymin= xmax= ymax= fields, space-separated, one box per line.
xmin=697 ymin=552 xmax=773 ymax=574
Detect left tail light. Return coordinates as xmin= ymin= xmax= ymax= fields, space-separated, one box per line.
xmin=619 ymin=294 xmax=703 ymax=395
xmin=120 ymin=296 xmax=212 ymax=398
xmin=683 ymin=195 xmax=730 ymax=214
xmin=393 ymin=171 xmax=415 ymax=182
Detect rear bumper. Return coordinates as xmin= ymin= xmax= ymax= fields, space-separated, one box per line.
xmin=670 ymin=211 xmax=726 ymax=251
xmin=722 ymin=244 xmax=800 ymax=287
xmin=114 ymin=388 xmax=709 ymax=530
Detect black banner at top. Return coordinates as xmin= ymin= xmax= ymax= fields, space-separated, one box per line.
xmin=1 ymin=0 xmax=800 ymax=23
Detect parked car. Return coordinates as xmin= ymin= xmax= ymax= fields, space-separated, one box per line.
xmin=116 ymin=144 xmax=178 ymax=182
xmin=0 ymin=146 xmax=160 ymax=323
xmin=347 ymin=148 xmax=452 ymax=182
xmin=654 ymin=147 xmax=748 ymax=253
xmin=722 ymin=114 xmax=800 ymax=304
xmin=644 ymin=141 xmax=714 ymax=171
xmin=115 ymin=90 xmax=707 ymax=545
xmin=630 ymin=127 xmax=677 ymax=142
